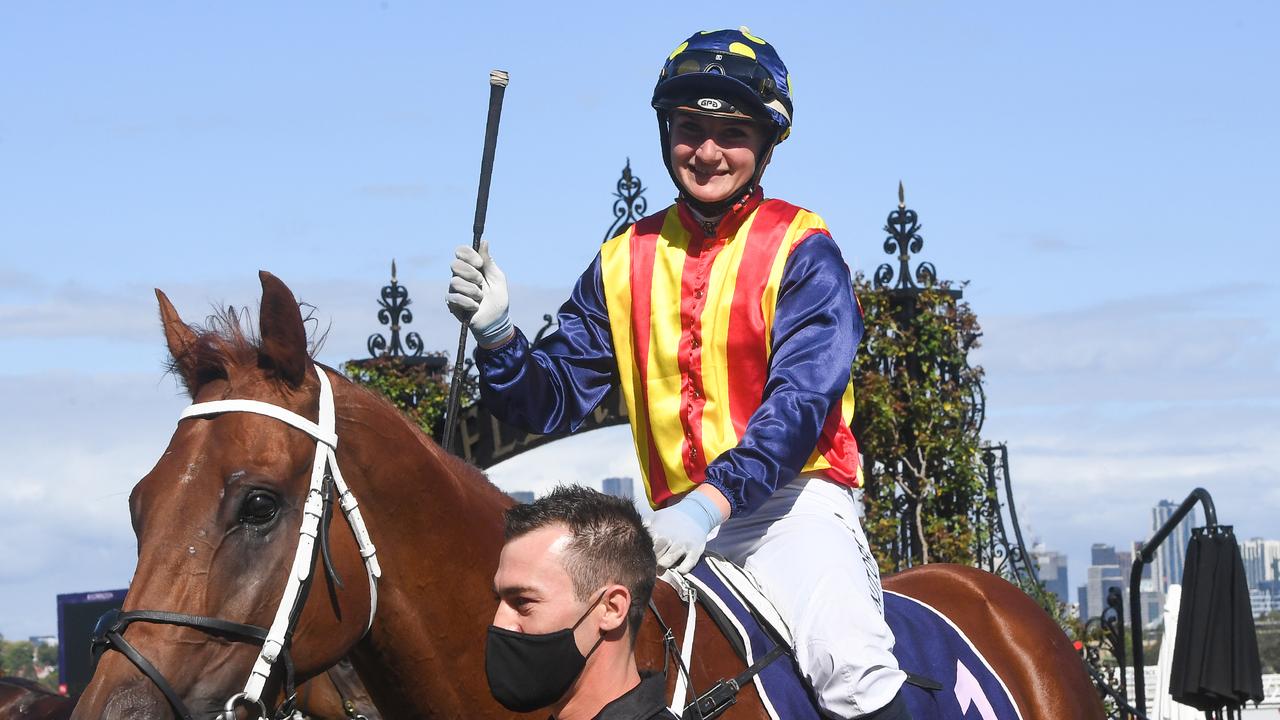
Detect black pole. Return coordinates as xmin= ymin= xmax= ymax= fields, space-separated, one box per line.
xmin=1129 ymin=487 xmax=1218 ymax=715
xmin=443 ymin=69 xmax=509 ymax=454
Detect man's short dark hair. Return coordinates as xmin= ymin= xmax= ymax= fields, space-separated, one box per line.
xmin=504 ymin=485 xmax=657 ymax=639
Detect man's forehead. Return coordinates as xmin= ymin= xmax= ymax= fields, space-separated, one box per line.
xmin=516 ymin=522 xmax=573 ymax=553
xmin=495 ymin=523 xmax=575 ymax=590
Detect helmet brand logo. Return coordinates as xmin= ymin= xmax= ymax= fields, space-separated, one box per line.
xmin=697 ymin=98 xmax=724 ymax=111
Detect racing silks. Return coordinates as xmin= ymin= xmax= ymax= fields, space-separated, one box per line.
xmin=598 ymin=191 xmax=862 ymax=509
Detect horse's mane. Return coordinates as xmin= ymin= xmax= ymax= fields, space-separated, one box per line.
xmin=166 ymin=303 xmax=327 ymax=394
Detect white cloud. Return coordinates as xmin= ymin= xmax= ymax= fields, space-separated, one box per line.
xmin=0 ymin=371 xmax=187 ymax=637
xmin=976 ymin=285 xmax=1280 ymax=596
xmin=0 ymin=273 xmax=597 ymax=637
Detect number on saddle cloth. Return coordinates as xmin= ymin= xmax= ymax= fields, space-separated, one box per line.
xmin=883 ymin=591 xmax=1024 ymax=720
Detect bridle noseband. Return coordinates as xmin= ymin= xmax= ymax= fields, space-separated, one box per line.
xmin=92 ymin=365 xmax=381 ymax=720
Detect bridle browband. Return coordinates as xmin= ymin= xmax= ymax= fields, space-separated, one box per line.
xmin=91 ymin=365 xmax=381 ymax=720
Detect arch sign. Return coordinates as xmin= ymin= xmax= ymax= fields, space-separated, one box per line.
xmin=451 ymin=387 xmax=629 ymax=469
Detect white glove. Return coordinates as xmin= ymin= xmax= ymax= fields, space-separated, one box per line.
xmin=645 ymin=491 xmax=723 ymax=573
xmin=447 ymin=240 xmax=513 ymax=347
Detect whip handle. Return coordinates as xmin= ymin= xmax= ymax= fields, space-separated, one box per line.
xmin=444 ymin=70 xmax=508 ymax=454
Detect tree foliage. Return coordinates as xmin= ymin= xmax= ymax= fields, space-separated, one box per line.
xmin=852 ymin=275 xmax=988 ymax=574
xmin=0 ymin=637 xmax=58 ymax=689
xmin=341 ymin=357 xmax=460 ymax=439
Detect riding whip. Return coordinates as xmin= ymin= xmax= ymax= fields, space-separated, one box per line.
xmin=443 ymin=69 xmax=509 ymax=454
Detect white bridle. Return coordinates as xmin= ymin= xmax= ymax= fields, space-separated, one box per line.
xmin=179 ymin=364 xmax=381 ymax=710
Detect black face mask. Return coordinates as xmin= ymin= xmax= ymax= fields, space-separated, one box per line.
xmin=485 ymin=591 xmax=607 ymax=713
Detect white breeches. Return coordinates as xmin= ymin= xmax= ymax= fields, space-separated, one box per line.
xmin=706 ymin=474 xmax=906 ymax=719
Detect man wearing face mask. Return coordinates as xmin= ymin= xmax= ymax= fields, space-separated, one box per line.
xmin=454 ymin=27 xmax=909 ymax=719
xmin=488 ymin=485 xmax=677 ymax=720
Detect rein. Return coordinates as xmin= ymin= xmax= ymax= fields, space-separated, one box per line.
xmin=91 ymin=365 xmax=381 ymax=720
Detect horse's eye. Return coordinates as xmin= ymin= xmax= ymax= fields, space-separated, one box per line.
xmin=239 ymin=491 xmax=279 ymax=525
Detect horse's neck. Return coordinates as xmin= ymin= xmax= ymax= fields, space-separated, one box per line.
xmin=337 ymin=388 xmax=513 ymax=718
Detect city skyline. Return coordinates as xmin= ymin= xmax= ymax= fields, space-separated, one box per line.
xmin=1071 ymin=499 xmax=1279 ymax=624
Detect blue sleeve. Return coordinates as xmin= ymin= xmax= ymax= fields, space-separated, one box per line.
xmin=474 ymin=253 xmax=618 ymax=435
xmin=701 ymin=233 xmax=864 ymax=516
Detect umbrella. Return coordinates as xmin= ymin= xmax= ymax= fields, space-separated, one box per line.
xmin=1154 ymin=584 xmax=1198 ymax=720
xmin=1168 ymin=525 xmax=1264 ymax=712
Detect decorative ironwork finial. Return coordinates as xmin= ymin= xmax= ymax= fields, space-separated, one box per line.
xmin=874 ymin=181 xmax=938 ymax=290
xmin=603 ymin=158 xmax=648 ymax=241
xmin=367 ymin=259 xmax=424 ymax=358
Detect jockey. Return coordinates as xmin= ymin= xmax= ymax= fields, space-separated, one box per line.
xmin=448 ymin=28 xmax=910 ymax=719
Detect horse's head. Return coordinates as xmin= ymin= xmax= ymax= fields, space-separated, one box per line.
xmin=74 ymin=272 xmax=375 ymax=720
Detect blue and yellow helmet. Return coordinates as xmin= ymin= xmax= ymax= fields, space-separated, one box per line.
xmin=652 ymin=27 xmax=794 ymax=142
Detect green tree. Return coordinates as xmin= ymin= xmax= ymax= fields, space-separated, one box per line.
xmin=1258 ymin=612 xmax=1280 ymax=673
xmin=1 ymin=639 xmax=36 ymax=679
xmin=36 ymin=643 xmax=57 ymax=668
xmin=341 ymin=356 xmax=460 ymax=439
xmin=852 ymin=276 xmax=988 ymax=573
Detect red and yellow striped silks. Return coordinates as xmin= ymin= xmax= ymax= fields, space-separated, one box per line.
xmin=601 ymin=199 xmax=861 ymax=509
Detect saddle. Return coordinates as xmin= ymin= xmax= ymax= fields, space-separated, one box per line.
xmin=654 ymin=555 xmax=1024 ymax=720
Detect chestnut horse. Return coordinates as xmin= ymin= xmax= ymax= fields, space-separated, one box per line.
xmin=72 ymin=273 xmax=1101 ymax=719
xmin=0 ymin=677 xmax=74 ymax=719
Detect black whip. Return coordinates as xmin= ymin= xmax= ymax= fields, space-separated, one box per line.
xmin=443 ymin=69 xmax=508 ymax=455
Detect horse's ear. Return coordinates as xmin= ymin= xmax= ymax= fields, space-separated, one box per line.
xmin=257 ymin=270 xmax=309 ymax=387
xmin=156 ymin=288 xmax=201 ymax=394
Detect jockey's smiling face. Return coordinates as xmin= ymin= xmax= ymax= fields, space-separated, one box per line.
xmin=492 ymin=523 xmax=601 ymax=649
xmin=668 ymin=109 xmax=765 ymax=205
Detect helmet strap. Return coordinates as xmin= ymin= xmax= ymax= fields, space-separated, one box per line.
xmin=658 ymin=111 xmax=780 ymax=220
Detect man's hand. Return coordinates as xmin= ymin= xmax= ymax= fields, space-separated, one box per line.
xmin=645 ymin=490 xmax=725 ymax=573
xmin=447 ymin=240 xmax=513 ymax=347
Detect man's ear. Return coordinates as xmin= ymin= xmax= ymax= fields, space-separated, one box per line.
xmin=598 ymin=585 xmax=632 ymax=635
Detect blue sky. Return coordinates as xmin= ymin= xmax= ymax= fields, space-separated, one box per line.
xmin=1 ymin=2 xmax=1277 ymax=637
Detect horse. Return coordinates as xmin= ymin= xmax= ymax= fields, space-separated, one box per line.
xmin=0 ymin=677 xmax=74 ymax=719
xmin=72 ymin=272 xmax=1102 ymax=719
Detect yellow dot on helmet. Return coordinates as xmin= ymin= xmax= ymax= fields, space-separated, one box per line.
xmin=728 ymin=42 xmax=757 ymax=59
xmin=740 ymin=28 xmax=766 ymax=44
xmin=787 ymin=74 xmax=794 ymax=96
xmin=667 ymin=41 xmax=689 ymax=60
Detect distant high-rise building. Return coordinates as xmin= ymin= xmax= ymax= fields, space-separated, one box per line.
xmin=602 ymin=477 xmax=634 ymax=501
xmin=1248 ymin=588 xmax=1280 ymax=618
xmin=1032 ymin=545 xmax=1069 ymax=602
xmin=1241 ymin=538 xmax=1280 ymax=590
xmin=507 ymin=491 xmax=535 ymax=504
xmin=1079 ymin=540 xmax=1165 ymax=626
xmin=1091 ymin=543 xmax=1118 ymax=567
xmin=1086 ymin=564 xmax=1126 ymax=625
xmin=1151 ymin=500 xmax=1197 ymax=597
xmin=1077 ymin=585 xmax=1090 ymax=620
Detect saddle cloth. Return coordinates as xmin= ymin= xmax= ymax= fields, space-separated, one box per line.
xmin=664 ymin=557 xmax=1024 ymax=720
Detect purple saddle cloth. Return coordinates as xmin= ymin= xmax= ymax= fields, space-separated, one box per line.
xmin=685 ymin=562 xmax=1023 ymax=720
